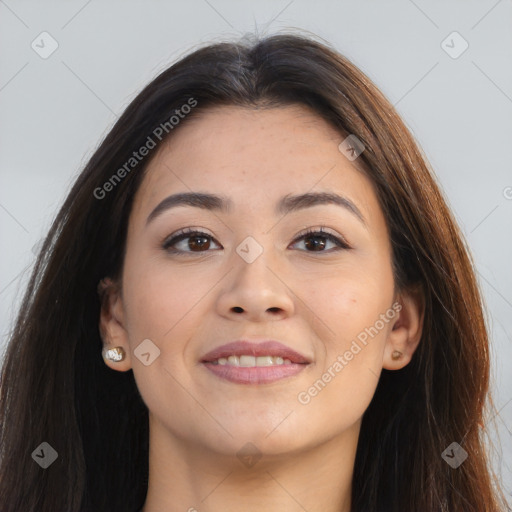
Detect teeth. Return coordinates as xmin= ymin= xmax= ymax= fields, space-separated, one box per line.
xmin=240 ymin=355 xmax=256 ymax=367
xmin=210 ymin=355 xmax=294 ymax=367
xmin=228 ymin=355 xmax=239 ymax=365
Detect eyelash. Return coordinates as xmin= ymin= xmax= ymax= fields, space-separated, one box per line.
xmin=161 ymin=226 xmax=351 ymax=255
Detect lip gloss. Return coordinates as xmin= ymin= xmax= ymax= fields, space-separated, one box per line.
xmin=202 ymin=361 xmax=307 ymax=384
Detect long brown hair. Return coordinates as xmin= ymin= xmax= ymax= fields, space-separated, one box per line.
xmin=0 ymin=32 xmax=508 ymax=512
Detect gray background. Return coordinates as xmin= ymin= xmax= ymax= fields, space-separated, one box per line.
xmin=1 ymin=0 xmax=511 ymax=504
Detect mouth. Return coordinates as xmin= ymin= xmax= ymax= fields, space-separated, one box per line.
xmin=200 ymin=340 xmax=311 ymax=385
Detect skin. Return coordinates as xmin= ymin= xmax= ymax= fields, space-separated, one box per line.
xmin=99 ymin=104 xmax=424 ymax=512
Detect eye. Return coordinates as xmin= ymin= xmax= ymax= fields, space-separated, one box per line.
xmin=162 ymin=226 xmax=351 ymax=256
xmin=289 ymin=227 xmax=351 ymax=253
xmin=162 ymin=228 xmax=221 ymax=255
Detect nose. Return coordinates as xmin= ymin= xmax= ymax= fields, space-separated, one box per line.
xmin=215 ymin=246 xmax=295 ymax=322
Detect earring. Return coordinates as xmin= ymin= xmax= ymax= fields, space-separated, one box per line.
xmin=102 ymin=346 xmax=126 ymax=362
xmin=391 ymin=350 xmax=403 ymax=361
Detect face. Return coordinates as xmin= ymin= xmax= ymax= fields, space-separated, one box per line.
xmin=101 ymin=104 xmax=421 ymax=459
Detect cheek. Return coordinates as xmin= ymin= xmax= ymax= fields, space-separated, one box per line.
xmin=295 ymin=284 xmax=393 ymax=437
xmin=296 ymin=264 xmax=394 ymax=417
xmin=308 ymin=263 xmax=394 ymax=347
xmin=123 ymin=280 xmax=175 ymax=342
xmin=122 ymin=252 xmax=204 ymax=341
xmin=121 ymin=259 xmax=206 ymax=429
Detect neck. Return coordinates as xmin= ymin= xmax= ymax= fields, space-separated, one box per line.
xmin=141 ymin=415 xmax=359 ymax=512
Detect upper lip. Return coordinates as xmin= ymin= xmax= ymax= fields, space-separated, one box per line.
xmin=201 ymin=340 xmax=311 ymax=364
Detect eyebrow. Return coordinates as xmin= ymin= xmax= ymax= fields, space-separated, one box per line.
xmin=146 ymin=191 xmax=366 ymax=227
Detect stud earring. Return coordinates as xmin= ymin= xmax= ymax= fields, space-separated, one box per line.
xmin=102 ymin=346 xmax=126 ymax=362
xmin=391 ymin=350 xmax=403 ymax=361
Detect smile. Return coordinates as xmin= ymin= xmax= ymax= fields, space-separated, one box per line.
xmin=200 ymin=340 xmax=311 ymax=384
xmin=210 ymin=355 xmax=292 ymax=366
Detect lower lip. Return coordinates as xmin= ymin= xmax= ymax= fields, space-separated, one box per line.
xmin=202 ymin=362 xmax=308 ymax=384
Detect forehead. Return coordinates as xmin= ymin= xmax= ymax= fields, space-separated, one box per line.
xmin=132 ymin=104 xmax=382 ymax=228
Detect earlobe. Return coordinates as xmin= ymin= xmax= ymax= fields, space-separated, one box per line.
xmin=98 ymin=277 xmax=132 ymax=372
xmin=383 ymin=286 xmax=424 ymax=370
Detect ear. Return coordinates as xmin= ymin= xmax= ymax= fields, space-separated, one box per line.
xmin=382 ymin=285 xmax=424 ymax=370
xmin=98 ymin=277 xmax=132 ymax=372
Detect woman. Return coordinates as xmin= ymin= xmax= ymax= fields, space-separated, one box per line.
xmin=0 ymin=32 xmax=508 ymax=511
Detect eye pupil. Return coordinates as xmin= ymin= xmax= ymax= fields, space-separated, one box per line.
xmin=304 ymin=235 xmax=326 ymax=251
xmin=189 ymin=235 xmax=210 ymax=251
xmin=164 ymin=228 xmax=348 ymax=256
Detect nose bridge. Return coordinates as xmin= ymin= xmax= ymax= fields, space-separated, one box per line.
xmin=233 ymin=233 xmax=277 ymax=288
xmin=218 ymin=232 xmax=293 ymax=318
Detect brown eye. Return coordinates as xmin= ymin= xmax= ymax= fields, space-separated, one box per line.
xmin=304 ymin=235 xmax=328 ymax=251
xmin=162 ymin=226 xmax=350 ymax=256
xmin=162 ymin=229 xmax=221 ymax=254
xmin=290 ymin=228 xmax=351 ymax=253
xmin=185 ymin=234 xmax=211 ymax=251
